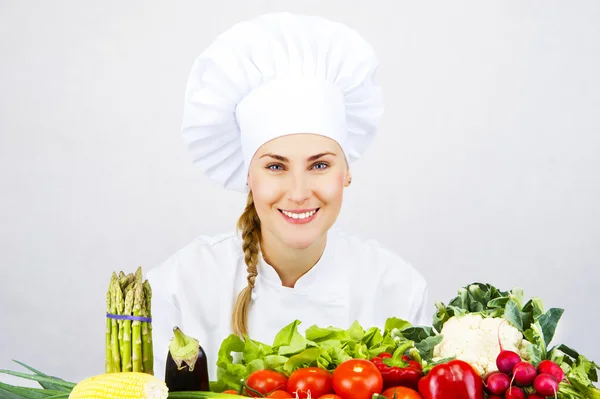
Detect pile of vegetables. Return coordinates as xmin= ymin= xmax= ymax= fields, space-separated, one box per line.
xmin=429 ymin=283 xmax=600 ymax=399
xmin=210 ymin=316 xmax=442 ymax=394
xmin=209 ymin=282 xmax=599 ymax=399
xmin=105 ymin=267 xmax=154 ymax=375
xmin=1 ymin=281 xmax=599 ymax=399
xmin=218 ymin=358 xmax=424 ymax=398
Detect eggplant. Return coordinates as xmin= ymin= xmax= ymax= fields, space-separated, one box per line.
xmin=165 ymin=326 xmax=210 ymax=392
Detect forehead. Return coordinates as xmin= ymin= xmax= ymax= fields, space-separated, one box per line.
xmin=255 ymin=133 xmax=343 ymax=157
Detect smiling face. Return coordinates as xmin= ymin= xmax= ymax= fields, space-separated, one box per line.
xmin=247 ymin=133 xmax=351 ymax=250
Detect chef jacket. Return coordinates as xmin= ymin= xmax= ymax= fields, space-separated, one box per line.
xmin=146 ymin=227 xmax=429 ymax=382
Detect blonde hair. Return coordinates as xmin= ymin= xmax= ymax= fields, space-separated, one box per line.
xmin=231 ymin=190 xmax=262 ymax=337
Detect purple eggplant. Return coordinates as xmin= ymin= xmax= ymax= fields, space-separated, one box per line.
xmin=165 ymin=326 xmax=210 ymax=392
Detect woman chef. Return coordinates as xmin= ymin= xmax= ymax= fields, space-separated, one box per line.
xmin=146 ymin=12 xmax=428 ymax=381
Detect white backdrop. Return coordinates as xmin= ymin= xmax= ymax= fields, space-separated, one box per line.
xmin=1 ymin=0 xmax=599 ymax=386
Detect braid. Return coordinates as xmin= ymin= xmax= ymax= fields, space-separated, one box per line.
xmin=231 ymin=191 xmax=262 ymax=337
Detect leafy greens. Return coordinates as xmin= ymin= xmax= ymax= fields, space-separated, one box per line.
xmin=211 ymin=317 xmax=440 ymax=392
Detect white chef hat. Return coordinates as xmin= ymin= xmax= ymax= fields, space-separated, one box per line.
xmin=181 ymin=12 xmax=384 ymax=192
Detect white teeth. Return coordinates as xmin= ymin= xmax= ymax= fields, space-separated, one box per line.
xmin=282 ymin=209 xmax=317 ymax=219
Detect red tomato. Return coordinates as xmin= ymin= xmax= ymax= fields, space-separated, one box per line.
xmin=245 ymin=370 xmax=288 ymax=397
xmin=332 ymin=359 xmax=383 ymax=399
xmin=380 ymin=386 xmax=423 ymax=399
xmin=287 ymin=367 xmax=333 ymax=398
xmin=267 ymin=390 xmax=294 ymax=398
xmin=317 ymin=395 xmax=343 ymax=399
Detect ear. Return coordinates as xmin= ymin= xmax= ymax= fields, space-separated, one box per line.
xmin=246 ymin=170 xmax=253 ymax=191
xmin=344 ymin=169 xmax=352 ymax=187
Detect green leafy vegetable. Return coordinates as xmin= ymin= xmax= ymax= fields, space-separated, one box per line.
xmin=433 ymin=282 xmax=600 ymax=398
xmin=546 ymin=344 xmax=600 ymax=398
xmin=433 ymin=282 xmax=565 ymax=365
xmin=213 ymin=317 xmax=435 ymax=392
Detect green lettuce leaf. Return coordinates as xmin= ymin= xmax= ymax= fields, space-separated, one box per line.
xmin=305 ymin=325 xmax=348 ymax=343
xmin=283 ymin=348 xmax=325 ymax=374
xmin=347 ymin=321 xmax=365 ymax=342
xmin=537 ymin=308 xmax=564 ymax=348
xmin=273 ymin=321 xmax=312 ymax=356
xmin=384 ymin=317 xmax=412 ymax=335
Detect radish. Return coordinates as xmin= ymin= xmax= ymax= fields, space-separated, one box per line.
xmin=495 ymin=319 xmax=522 ymax=374
xmin=537 ymin=360 xmax=565 ymax=382
xmin=512 ymin=361 xmax=537 ymax=386
xmin=497 ymin=350 xmax=521 ymax=375
xmin=485 ymin=371 xmax=511 ymax=395
xmin=487 ymin=396 xmax=504 ymax=399
xmin=534 ymin=374 xmax=559 ymax=397
xmin=528 ymin=395 xmax=546 ymax=399
xmin=505 ymin=386 xmax=525 ymax=399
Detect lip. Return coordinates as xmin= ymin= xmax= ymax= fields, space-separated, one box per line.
xmin=279 ymin=208 xmax=319 ymax=213
xmin=278 ymin=208 xmax=320 ymax=224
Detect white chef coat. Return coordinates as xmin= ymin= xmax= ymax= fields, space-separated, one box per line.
xmin=146 ymin=227 xmax=429 ymax=382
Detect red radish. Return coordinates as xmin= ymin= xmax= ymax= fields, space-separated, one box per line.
xmin=512 ymin=361 xmax=537 ymax=386
xmin=505 ymin=386 xmax=525 ymax=399
xmin=534 ymin=374 xmax=559 ymax=397
xmin=537 ymin=360 xmax=565 ymax=382
xmin=485 ymin=371 xmax=511 ymax=395
xmin=528 ymin=395 xmax=546 ymax=399
xmin=497 ymin=350 xmax=521 ymax=375
xmin=496 ymin=319 xmax=522 ymax=374
xmin=488 ymin=396 xmax=504 ymax=399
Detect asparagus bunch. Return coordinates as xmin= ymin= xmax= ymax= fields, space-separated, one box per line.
xmin=105 ymin=266 xmax=154 ymax=375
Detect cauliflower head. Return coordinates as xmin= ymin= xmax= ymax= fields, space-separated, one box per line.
xmin=432 ymin=314 xmax=531 ymax=375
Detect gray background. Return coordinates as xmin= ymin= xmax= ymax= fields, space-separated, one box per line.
xmin=1 ymin=0 xmax=599 ymax=385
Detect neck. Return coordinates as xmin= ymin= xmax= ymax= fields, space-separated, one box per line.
xmin=259 ymin=230 xmax=327 ymax=288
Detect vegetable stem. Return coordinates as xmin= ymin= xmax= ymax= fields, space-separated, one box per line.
xmin=143 ymin=279 xmax=154 ymax=375
xmin=116 ymin=279 xmax=125 ymax=369
xmin=105 ymin=284 xmax=113 ymax=373
xmin=110 ymin=275 xmax=121 ymax=372
xmin=132 ymin=283 xmax=143 ymax=372
xmin=122 ymin=288 xmax=134 ymax=372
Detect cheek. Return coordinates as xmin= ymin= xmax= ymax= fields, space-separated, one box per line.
xmin=319 ymin=172 xmax=346 ymax=204
xmin=249 ymin=176 xmax=281 ymax=210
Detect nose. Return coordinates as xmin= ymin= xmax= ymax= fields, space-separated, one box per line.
xmin=287 ymin=173 xmax=312 ymax=204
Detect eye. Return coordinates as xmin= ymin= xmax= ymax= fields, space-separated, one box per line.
xmin=312 ymin=162 xmax=329 ymax=170
xmin=266 ymin=163 xmax=285 ymax=171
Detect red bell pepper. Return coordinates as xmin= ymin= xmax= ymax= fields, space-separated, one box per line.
xmin=370 ymin=352 xmax=423 ymax=391
xmin=417 ymin=360 xmax=484 ymax=399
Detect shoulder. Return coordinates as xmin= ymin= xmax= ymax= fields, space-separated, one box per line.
xmin=331 ymin=228 xmax=429 ymax=325
xmin=330 ymin=228 xmax=427 ymax=291
xmin=146 ymin=231 xmax=243 ymax=287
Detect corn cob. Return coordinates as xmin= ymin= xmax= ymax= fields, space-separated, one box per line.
xmin=68 ymin=372 xmax=167 ymax=399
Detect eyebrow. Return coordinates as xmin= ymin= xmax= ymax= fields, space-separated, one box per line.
xmin=260 ymin=152 xmax=337 ymax=162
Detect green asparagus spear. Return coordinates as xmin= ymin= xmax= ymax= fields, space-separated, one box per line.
xmin=122 ymin=287 xmax=134 ymax=372
xmin=141 ymin=293 xmax=150 ymax=374
xmin=119 ymin=273 xmax=135 ymax=291
xmin=124 ymin=281 xmax=135 ymax=296
xmin=132 ymin=283 xmax=143 ymax=372
xmin=110 ymin=275 xmax=121 ymax=372
xmin=105 ymin=284 xmax=113 ymax=373
xmin=135 ymin=266 xmax=143 ymax=284
xmin=143 ymin=279 xmax=154 ymax=375
xmin=115 ymin=280 xmax=125 ymax=370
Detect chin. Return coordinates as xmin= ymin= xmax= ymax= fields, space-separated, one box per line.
xmin=277 ymin=228 xmax=324 ymax=250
